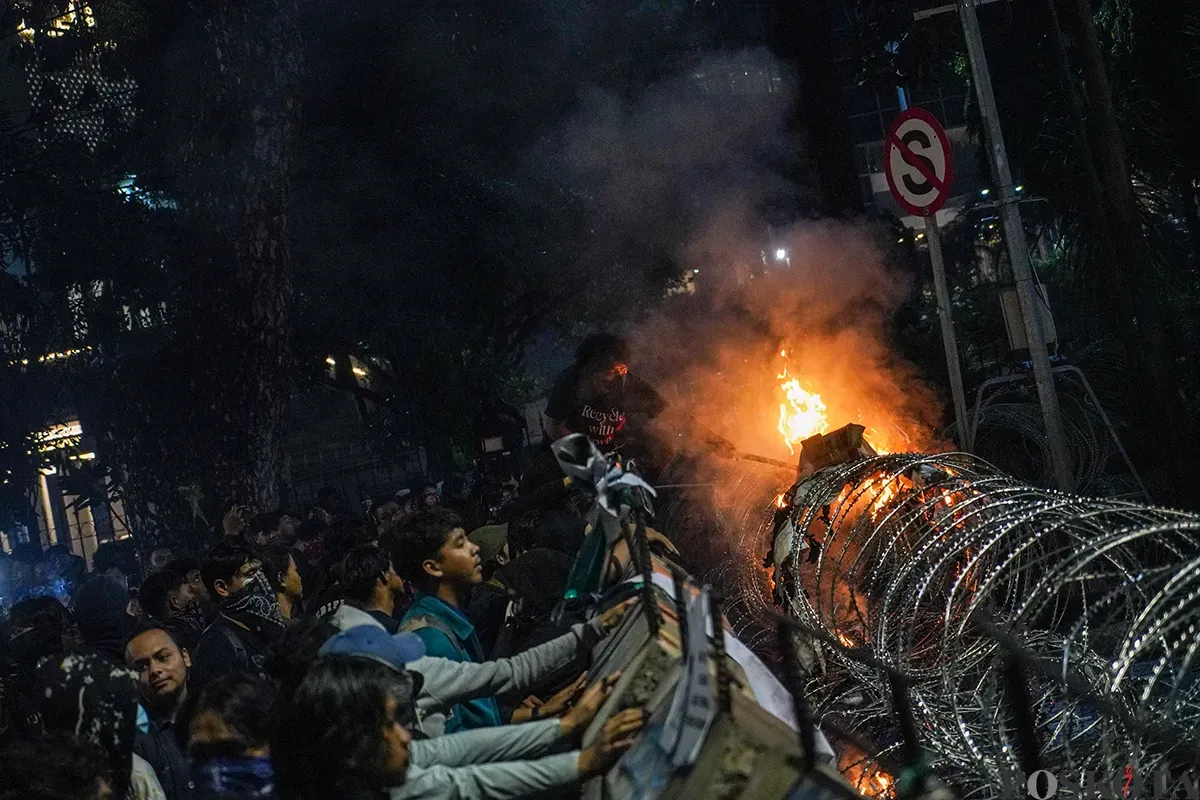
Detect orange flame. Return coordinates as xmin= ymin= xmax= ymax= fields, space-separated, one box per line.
xmin=777 ymin=351 xmax=829 ymax=454
xmin=775 ymin=492 xmax=789 ymax=509
xmin=839 ymin=752 xmax=896 ymax=799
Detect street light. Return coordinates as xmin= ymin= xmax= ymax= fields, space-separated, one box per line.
xmin=774 ymin=248 xmax=787 ymax=261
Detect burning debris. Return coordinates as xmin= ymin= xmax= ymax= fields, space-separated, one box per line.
xmin=762 ymin=429 xmax=1200 ymax=799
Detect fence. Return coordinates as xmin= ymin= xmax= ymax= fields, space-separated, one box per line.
xmin=283 ymin=442 xmax=428 ymax=517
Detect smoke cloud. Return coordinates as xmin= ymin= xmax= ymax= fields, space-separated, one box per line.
xmin=540 ymin=47 xmax=945 ymax=458
xmin=537 ymin=47 xmax=949 ymax=643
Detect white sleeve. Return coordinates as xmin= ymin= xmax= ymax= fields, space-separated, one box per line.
xmin=391 ymin=753 xmax=581 ymax=800
xmin=410 ymin=719 xmax=564 ymax=768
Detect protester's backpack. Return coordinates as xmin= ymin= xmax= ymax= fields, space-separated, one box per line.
xmin=399 ymin=614 xmax=472 ymax=662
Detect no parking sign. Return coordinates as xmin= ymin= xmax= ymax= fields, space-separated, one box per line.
xmin=884 ymin=107 xmax=953 ymax=216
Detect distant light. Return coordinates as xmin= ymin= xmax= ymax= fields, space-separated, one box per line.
xmin=897 ymin=238 xmax=905 ymax=243
xmin=1015 ymin=185 xmax=1024 ymax=192
xmin=693 ymin=269 xmax=700 ymax=274
xmin=774 ymin=248 xmax=787 ymax=261
xmin=325 ymin=356 xmax=336 ymax=366
xmin=352 ymin=366 xmax=367 ymax=377
xmin=917 ymin=232 xmax=926 ymax=239
xmin=980 ymin=188 xmax=991 ymax=196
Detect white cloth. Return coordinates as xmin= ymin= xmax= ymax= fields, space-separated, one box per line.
xmin=129 ymin=753 xmax=168 ymax=800
xmin=636 ymin=571 xmax=836 ymax=764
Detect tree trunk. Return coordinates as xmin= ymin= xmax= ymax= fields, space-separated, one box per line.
xmin=175 ymin=0 xmax=303 ymax=514
xmin=1179 ymin=176 xmax=1200 ymax=272
xmin=1060 ymin=0 xmax=1194 ymax=502
xmin=1044 ymin=0 xmax=1119 ymax=292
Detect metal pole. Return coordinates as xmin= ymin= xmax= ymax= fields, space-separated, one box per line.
xmin=956 ymin=0 xmax=1074 ymax=491
xmin=924 ymin=212 xmax=972 ymax=451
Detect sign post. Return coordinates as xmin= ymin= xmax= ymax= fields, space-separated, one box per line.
xmin=884 ymin=108 xmax=971 ymax=452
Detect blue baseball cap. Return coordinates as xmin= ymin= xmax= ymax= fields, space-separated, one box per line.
xmin=318 ymin=625 xmax=426 ymax=671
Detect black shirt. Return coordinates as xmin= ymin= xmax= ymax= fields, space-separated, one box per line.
xmin=367 ymin=609 xmax=402 ymax=634
xmin=544 ymin=368 xmax=666 ymax=448
xmin=308 ymin=582 xmax=345 ymax=620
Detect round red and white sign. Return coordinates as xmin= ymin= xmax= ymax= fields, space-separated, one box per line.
xmin=884 ymin=107 xmax=954 ymax=217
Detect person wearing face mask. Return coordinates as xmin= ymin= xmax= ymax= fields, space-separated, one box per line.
xmin=139 ymin=562 xmax=211 ymax=653
xmin=544 ymin=333 xmax=666 ymax=450
xmin=126 ymin=625 xmax=196 ymax=800
xmin=191 ymin=542 xmax=286 ymax=692
xmin=184 ymin=673 xmax=276 ymax=800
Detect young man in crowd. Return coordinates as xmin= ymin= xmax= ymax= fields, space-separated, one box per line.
xmin=543 ymin=333 xmax=666 ymax=449
xmin=244 ymin=510 xmax=298 ymax=548
xmin=125 ymin=624 xmax=194 ymax=800
xmin=260 ymin=544 xmax=304 ymax=621
xmin=393 ymin=508 xmax=497 ymax=732
xmin=340 ymin=544 xmax=409 ymax=633
xmin=272 ymin=626 xmax=645 ymax=800
xmin=190 ymin=541 xmax=286 ymax=689
xmin=138 ymin=560 xmax=211 ymax=652
xmin=184 ymin=673 xmax=276 ymax=800
xmin=370 ymin=495 xmax=405 ymax=534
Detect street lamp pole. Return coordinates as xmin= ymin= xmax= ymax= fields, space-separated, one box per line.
xmin=955 ymin=0 xmax=1073 ymax=491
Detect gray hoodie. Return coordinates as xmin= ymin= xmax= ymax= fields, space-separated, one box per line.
xmin=397 ymin=718 xmax=580 ymax=800
xmin=329 ymin=604 xmax=602 ymax=736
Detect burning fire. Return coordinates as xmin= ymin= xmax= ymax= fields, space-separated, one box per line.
xmin=839 ymin=749 xmax=896 ymax=799
xmin=777 ymin=351 xmax=829 ymax=454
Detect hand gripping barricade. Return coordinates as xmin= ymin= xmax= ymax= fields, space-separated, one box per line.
xmin=548 ymin=434 xmax=857 ymax=800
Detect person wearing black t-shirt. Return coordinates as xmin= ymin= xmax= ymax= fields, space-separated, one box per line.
xmin=339 ymin=543 xmax=409 ymax=632
xmin=544 ymin=334 xmax=735 ymax=481
xmin=544 ymin=334 xmax=666 ymax=451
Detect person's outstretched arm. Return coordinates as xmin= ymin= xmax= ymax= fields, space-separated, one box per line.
xmin=410 ymin=602 xmax=630 ymax=717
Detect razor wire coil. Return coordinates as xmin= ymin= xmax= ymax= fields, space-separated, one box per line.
xmin=770 ymin=453 xmax=1200 ymax=797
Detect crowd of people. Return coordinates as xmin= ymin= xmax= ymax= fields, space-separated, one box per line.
xmin=0 ymin=487 xmax=662 ymax=799
xmin=0 ymin=334 xmax=697 ymax=800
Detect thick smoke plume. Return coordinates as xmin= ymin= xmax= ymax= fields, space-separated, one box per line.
xmin=640 ymin=221 xmax=945 ymax=459
xmin=544 ymin=47 xmax=944 ymax=458
xmin=542 ymin=48 xmax=949 ymax=649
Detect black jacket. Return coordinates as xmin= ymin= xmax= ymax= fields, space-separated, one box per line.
xmin=191 ymin=618 xmax=271 ymax=691
xmin=134 ymin=715 xmax=193 ymax=800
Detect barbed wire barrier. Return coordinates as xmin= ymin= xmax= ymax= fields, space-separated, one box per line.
xmin=768 ymin=452 xmax=1200 ymax=797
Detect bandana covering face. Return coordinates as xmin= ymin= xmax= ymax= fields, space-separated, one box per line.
xmin=190 ymin=754 xmax=276 ymax=800
xmin=174 ymin=598 xmax=211 ymax=633
xmin=34 ymin=651 xmax=140 ymax=799
xmin=223 ymin=571 xmax=287 ymax=634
